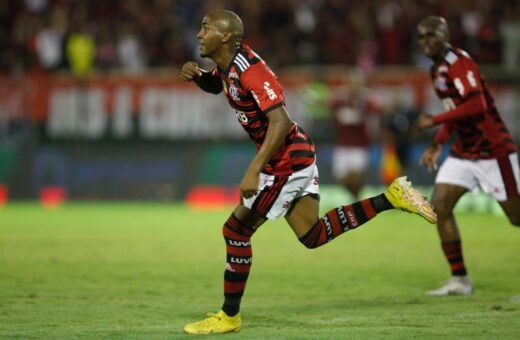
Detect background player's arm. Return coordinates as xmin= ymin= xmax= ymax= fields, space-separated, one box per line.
xmin=417 ymin=94 xmax=486 ymax=129
xmin=432 ymin=94 xmax=486 ymax=124
xmin=180 ymin=61 xmax=223 ymax=94
xmin=419 ymin=124 xmax=452 ymax=171
xmin=240 ymin=106 xmax=292 ymax=198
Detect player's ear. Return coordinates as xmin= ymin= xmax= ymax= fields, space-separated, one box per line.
xmin=222 ymin=31 xmax=233 ymax=44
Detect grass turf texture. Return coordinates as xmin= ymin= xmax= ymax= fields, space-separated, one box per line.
xmin=1 ymin=202 xmax=519 ymax=339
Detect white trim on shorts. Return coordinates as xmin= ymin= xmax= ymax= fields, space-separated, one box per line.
xmin=435 ymin=153 xmax=520 ymax=201
xmin=242 ymin=163 xmax=320 ymax=220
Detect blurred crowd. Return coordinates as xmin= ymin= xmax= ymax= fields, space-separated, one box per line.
xmin=0 ymin=0 xmax=518 ymax=75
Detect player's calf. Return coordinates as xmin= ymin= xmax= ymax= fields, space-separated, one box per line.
xmin=299 ymin=193 xmax=396 ymax=248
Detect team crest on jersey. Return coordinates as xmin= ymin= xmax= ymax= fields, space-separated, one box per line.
xmin=228 ymin=84 xmax=240 ymax=101
xmin=435 ymin=76 xmax=448 ymax=91
xmin=229 ymin=71 xmax=239 ymax=79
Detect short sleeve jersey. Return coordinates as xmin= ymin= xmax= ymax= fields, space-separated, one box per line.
xmin=431 ymin=48 xmax=517 ymax=159
xmin=213 ymin=44 xmax=315 ymax=175
xmin=330 ymin=87 xmax=381 ymax=147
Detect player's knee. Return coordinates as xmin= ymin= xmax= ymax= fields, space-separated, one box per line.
xmin=222 ymin=214 xmax=256 ymax=238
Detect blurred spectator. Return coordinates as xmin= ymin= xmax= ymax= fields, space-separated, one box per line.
xmin=35 ymin=9 xmax=66 ymax=71
xmin=115 ymin=19 xmax=146 ymax=74
xmin=0 ymin=0 xmax=515 ymax=73
xmin=24 ymin=0 xmax=48 ymax=13
xmin=66 ymin=21 xmax=95 ymax=77
xmin=376 ymin=0 xmax=409 ymax=64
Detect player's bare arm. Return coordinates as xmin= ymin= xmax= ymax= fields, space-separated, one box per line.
xmin=240 ymin=106 xmax=292 ymax=199
xmin=180 ymin=61 xmax=223 ymax=94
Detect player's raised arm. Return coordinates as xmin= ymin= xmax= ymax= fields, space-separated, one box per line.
xmin=180 ymin=61 xmax=223 ymax=94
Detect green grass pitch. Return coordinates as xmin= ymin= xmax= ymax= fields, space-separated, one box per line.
xmin=1 ymin=202 xmax=519 ymax=339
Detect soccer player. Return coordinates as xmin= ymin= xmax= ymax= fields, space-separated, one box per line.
xmin=416 ymin=16 xmax=520 ymax=296
xmin=180 ymin=10 xmax=437 ymax=334
xmin=330 ymin=71 xmax=383 ymax=200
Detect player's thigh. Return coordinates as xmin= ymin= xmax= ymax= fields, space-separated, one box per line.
xmin=431 ymin=183 xmax=467 ymax=216
xmin=498 ymin=195 xmax=520 ymax=226
xmin=284 ymin=195 xmax=320 ymax=238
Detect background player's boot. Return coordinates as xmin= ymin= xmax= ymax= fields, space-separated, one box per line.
xmin=183 ymin=310 xmax=241 ymax=334
xmin=426 ymin=276 xmax=474 ymax=296
xmin=384 ymin=176 xmax=437 ymax=224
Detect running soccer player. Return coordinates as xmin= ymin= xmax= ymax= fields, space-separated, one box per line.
xmin=416 ymin=16 xmax=520 ymax=296
xmin=180 ymin=10 xmax=437 ymax=334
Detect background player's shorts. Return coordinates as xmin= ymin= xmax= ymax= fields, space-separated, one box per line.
xmin=436 ymin=153 xmax=520 ymax=201
xmin=331 ymin=146 xmax=369 ymax=180
xmin=242 ymin=163 xmax=320 ymax=220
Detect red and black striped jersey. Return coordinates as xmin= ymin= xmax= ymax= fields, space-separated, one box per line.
xmin=430 ymin=48 xmax=517 ymax=159
xmin=330 ymin=86 xmax=382 ymax=147
xmin=211 ymin=44 xmax=315 ymax=175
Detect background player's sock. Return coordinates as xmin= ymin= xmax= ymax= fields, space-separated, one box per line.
xmin=442 ymin=240 xmax=468 ymax=276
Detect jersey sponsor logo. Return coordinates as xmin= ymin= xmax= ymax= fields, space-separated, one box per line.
xmin=228 ymin=239 xmax=251 ymax=247
xmin=323 ymin=215 xmax=333 ymax=241
xmin=235 ymin=110 xmax=248 ymax=123
xmin=336 ymin=207 xmax=350 ymax=231
xmin=347 ymin=210 xmax=358 ymax=227
xmin=263 ymin=81 xmax=278 ymax=100
xmin=229 ymin=256 xmax=252 ymax=265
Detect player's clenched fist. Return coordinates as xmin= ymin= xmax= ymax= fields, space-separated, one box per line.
xmin=180 ymin=61 xmax=202 ymax=81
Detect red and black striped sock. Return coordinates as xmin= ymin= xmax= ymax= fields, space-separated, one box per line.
xmin=441 ymin=240 xmax=467 ymax=276
xmin=299 ymin=195 xmax=391 ymax=249
xmin=221 ymin=214 xmax=256 ymax=316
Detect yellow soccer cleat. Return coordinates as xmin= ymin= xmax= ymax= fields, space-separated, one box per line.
xmin=183 ymin=310 xmax=241 ymax=335
xmin=384 ymin=176 xmax=437 ymax=224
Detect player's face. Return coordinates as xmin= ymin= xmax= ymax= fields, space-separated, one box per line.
xmin=197 ymin=16 xmax=224 ymax=59
xmin=417 ymin=24 xmax=447 ymax=58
